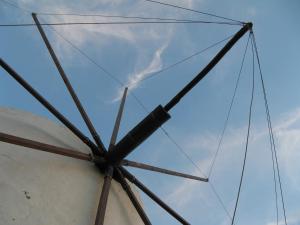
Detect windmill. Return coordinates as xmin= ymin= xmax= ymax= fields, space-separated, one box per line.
xmin=0 ymin=1 xmax=288 ymax=225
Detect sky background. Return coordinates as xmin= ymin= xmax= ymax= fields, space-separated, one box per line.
xmin=1 ymin=0 xmax=300 ymax=224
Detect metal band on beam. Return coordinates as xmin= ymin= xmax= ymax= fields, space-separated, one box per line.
xmin=108 ymin=87 xmax=128 ymax=151
xmin=106 ymin=105 xmax=170 ymax=164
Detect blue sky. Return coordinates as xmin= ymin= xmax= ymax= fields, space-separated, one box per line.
xmin=1 ymin=0 xmax=300 ymax=224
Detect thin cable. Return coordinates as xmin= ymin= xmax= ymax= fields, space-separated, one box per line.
xmin=0 ymin=0 xmax=243 ymax=26
xmin=0 ymin=20 xmax=240 ymax=27
xmin=37 ymin=12 xmax=219 ymax=23
xmin=252 ymin=32 xmax=284 ymax=224
xmin=208 ymin=34 xmax=250 ymax=178
xmin=159 ymin=127 xmax=206 ymax=177
xmin=0 ymin=0 xmax=240 ymax=27
xmin=250 ymin=34 xmax=279 ymax=225
xmin=269 ymin=88 xmax=287 ymax=225
xmin=251 ymin=32 xmax=288 ymax=225
xmin=209 ymin=182 xmax=233 ymax=222
xmin=0 ymin=0 xmax=31 ymax=13
xmin=139 ymin=34 xmax=234 ymax=83
xmin=48 ymin=25 xmax=124 ymax=87
xmin=45 ymin=23 xmax=149 ymax=112
xmin=269 ymin=112 xmax=279 ymax=225
xmin=159 ymin=126 xmax=234 ymax=221
xmin=145 ymin=0 xmax=244 ymax=25
xmin=47 ymin=24 xmax=152 ymax=117
xmin=231 ymin=32 xmax=255 ymax=225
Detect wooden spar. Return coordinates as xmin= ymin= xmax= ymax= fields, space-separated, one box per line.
xmin=164 ymin=22 xmax=252 ymax=111
xmin=32 ymin=13 xmax=106 ymax=155
xmin=0 ymin=131 xmax=92 ymax=161
xmin=0 ymin=58 xmax=98 ymax=153
xmin=116 ymin=168 xmax=152 ymax=225
xmin=108 ymin=87 xmax=128 ymax=151
xmin=94 ymin=166 xmax=114 ymax=225
xmin=120 ymin=167 xmax=190 ymax=225
xmin=93 ymin=87 xmax=128 ymax=224
xmin=122 ymin=159 xmax=208 ymax=182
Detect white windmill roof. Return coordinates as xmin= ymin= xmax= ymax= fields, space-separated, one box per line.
xmin=0 ymin=107 xmax=143 ymax=225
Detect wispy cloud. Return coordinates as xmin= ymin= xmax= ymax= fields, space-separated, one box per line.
xmin=12 ymin=0 xmax=196 ymax=102
xmin=112 ymin=31 xmax=172 ymax=101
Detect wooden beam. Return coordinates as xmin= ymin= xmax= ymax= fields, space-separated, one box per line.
xmin=108 ymin=87 xmax=128 ymax=151
xmin=0 ymin=58 xmax=99 ymax=154
xmin=164 ymin=23 xmax=252 ymax=111
xmin=94 ymin=166 xmax=114 ymax=225
xmin=116 ymin=168 xmax=152 ymax=225
xmin=120 ymin=167 xmax=190 ymax=225
xmin=0 ymin=131 xmax=92 ymax=161
xmin=122 ymin=159 xmax=208 ymax=182
xmin=32 ymin=13 xmax=106 ymax=155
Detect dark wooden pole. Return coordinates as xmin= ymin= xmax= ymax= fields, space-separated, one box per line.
xmin=32 ymin=13 xmax=106 ymax=154
xmin=105 ymin=23 xmax=252 ymax=164
xmin=108 ymin=87 xmax=128 ymax=151
xmin=94 ymin=88 xmax=128 ymax=224
xmin=164 ymin=22 xmax=252 ymax=111
xmin=120 ymin=167 xmax=190 ymax=225
xmin=0 ymin=131 xmax=92 ymax=161
xmin=116 ymin=168 xmax=152 ymax=225
xmin=106 ymin=105 xmax=170 ymax=164
xmin=94 ymin=166 xmax=114 ymax=225
xmin=0 ymin=58 xmax=98 ymax=153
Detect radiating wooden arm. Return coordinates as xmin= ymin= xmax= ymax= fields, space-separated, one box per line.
xmin=122 ymin=159 xmax=208 ymax=182
xmin=0 ymin=58 xmax=99 ymax=155
xmin=32 ymin=13 xmax=106 ymax=154
xmin=0 ymin=131 xmax=92 ymax=161
xmin=120 ymin=167 xmax=190 ymax=225
xmin=116 ymin=168 xmax=152 ymax=225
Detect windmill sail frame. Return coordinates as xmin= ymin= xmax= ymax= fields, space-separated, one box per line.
xmin=0 ymin=11 xmax=253 ymax=225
